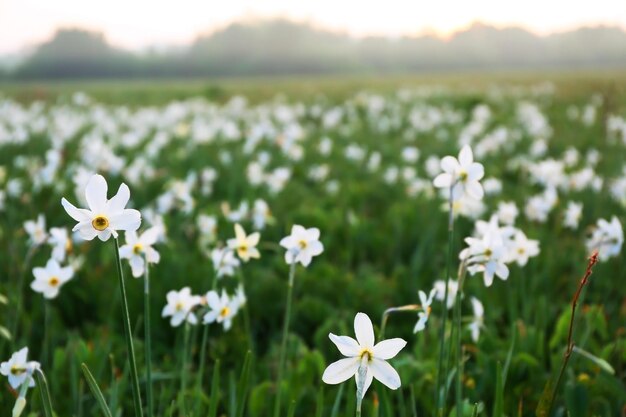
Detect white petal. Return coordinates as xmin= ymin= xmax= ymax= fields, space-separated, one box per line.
xmin=372 ymin=338 xmax=407 ymax=360
xmin=78 ymin=224 xmax=98 ymax=241
xmin=370 ymin=358 xmax=401 ymax=390
xmin=458 ymin=146 xmax=473 ymax=167
xmin=322 ymin=358 xmax=359 ymax=385
xmin=467 ymin=163 xmax=484 ymax=181
xmin=465 ymin=181 xmax=484 ymax=200
xmin=109 ymin=209 xmax=141 ymax=231
xmin=433 ymin=173 xmax=452 ymax=188
xmin=355 ymin=366 xmax=374 ymax=397
xmin=85 ymin=175 xmax=108 ymax=213
xmin=354 ymin=313 xmax=375 ymax=348
xmin=329 ymin=333 xmax=361 ymax=357
xmin=61 ymin=198 xmax=92 ymax=222
xmin=106 ymin=183 xmax=130 ymax=213
xmin=440 ymin=156 xmax=459 ymax=174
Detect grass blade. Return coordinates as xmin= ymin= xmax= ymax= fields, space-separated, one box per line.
xmin=315 ymin=386 xmax=324 ymax=417
xmin=330 ymin=383 xmax=345 ymax=417
xmin=492 ymin=362 xmax=503 ymax=417
xmin=235 ymin=350 xmax=253 ymax=417
xmin=81 ymin=363 xmax=114 ymax=417
xmin=34 ymin=368 xmax=54 ymax=417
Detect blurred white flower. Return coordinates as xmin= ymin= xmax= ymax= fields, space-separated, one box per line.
xmin=586 ymin=216 xmax=623 ymax=261
xmin=227 ymin=224 xmax=260 ymax=262
xmin=497 ymin=201 xmax=519 ymax=226
xmin=414 ymin=288 xmax=436 ymax=333
xmin=162 ymin=287 xmax=202 ymax=327
xmin=433 ymin=145 xmax=485 ymax=201
xmin=202 ymin=290 xmax=239 ymax=331
xmin=0 ymin=347 xmax=40 ymax=389
xmin=280 ymin=225 xmax=324 ymax=267
xmin=48 ymin=227 xmax=72 ymax=262
xmin=31 ymin=258 xmax=74 ymax=299
xmin=24 ymin=214 xmax=47 ymax=245
xmin=563 ymin=201 xmax=583 ymax=230
xmin=119 ymin=227 xmax=161 ymax=278
xmin=211 ymin=247 xmax=240 ymax=278
xmin=468 ymin=297 xmax=484 ymax=342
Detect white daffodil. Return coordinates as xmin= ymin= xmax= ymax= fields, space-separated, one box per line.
xmin=61 ymin=174 xmax=141 ymax=241
xmin=506 ymin=230 xmax=540 ymax=267
xmin=24 ymin=214 xmax=47 ymax=245
xmin=414 ymin=288 xmax=437 ymax=333
xmin=0 ymin=347 xmax=40 ymax=389
xmin=279 ymin=225 xmax=324 ymax=267
xmin=202 ymin=290 xmax=239 ymax=331
xmin=433 ymin=279 xmax=459 ymax=310
xmin=119 ymin=227 xmax=161 ymax=278
xmin=462 ymin=230 xmax=509 ymax=287
xmin=322 ymin=312 xmax=406 ymax=398
xmin=162 ymin=287 xmax=202 ymax=327
xmin=211 ymin=247 xmax=240 ymax=278
xmin=563 ymin=201 xmax=583 ymax=230
xmin=586 ymin=216 xmax=624 ymax=261
xmin=30 ymin=258 xmax=74 ymax=299
xmin=433 ymin=145 xmax=485 ymax=201
xmin=252 ymin=199 xmax=273 ymax=230
xmin=227 ymin=223 xmax=260 ymax=262
xmin=48 ymin=227 xmax=72 ymax=262
xmin=468 ymin=297 xmax=484 ymax=342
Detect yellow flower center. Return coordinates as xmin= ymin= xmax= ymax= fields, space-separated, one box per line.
xmin=220 ymin=307 xmax=230 ymax=318
xmin=239 ymin=245 xmax=248 ymax=254
xmin=298 ymin=240 xmax=308 ymax=249
xmin=175 ymin=302 xmax=184 ymax=312
xmin=485 ymin=249 xmax=492 ymax=257
xmin=49 ymin=277 xmax=60 ymax=287
xmin=133 ymin=244 xmax=144 ymax=255
xmin=459 ymin=170 xmax=468 ymax=181
xmin=92 ymin=215 xmax=109 ymax=231
xmin=10 ymin=366 xmax=26 ymax=375
xmin=359 ymin=348 xmax=373 ymax=362
xmin=518 ymin=248 xmax=525 ymax=255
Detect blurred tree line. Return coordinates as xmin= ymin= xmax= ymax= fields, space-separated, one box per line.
xmin=3 ymin=19 xmax=626 ymax=79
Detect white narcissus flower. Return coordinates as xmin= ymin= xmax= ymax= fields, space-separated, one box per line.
xmin=31 ymin=258 xmax=74 ymax=299
xmin=414 ymin=288 xmax=437 ymax=333
xmin=0 ymin=347 xmax=40 ymax=389
xmin=24 ymin=214 xmax=47 ymax=245
xmin=211 ymin=247 xmax=240 ymax=278
xmin=468 ymin=297 xmax=484 ymax=342
xmin=61 ymin=174 xmax=141 ymax=241
xmin=462 ymin=230 xmax=509 ymax=287
xmin=279 ymin=225 xmax=324 ymax=267
xmin=161 ymin=287 xmax=202 ymax=327
xmin=48 ymin=227 xmax=72 ymax=262
xmin=433 ymin=279 xmax=459 ymax=310
xmin=202 ymin=290 xmax=239 ymax=331
xmin=322 ymin=312 xmax=406 ymax=398
xmin=433 ymin=145 xmax=485 ymax=201
xmin=563 ymin=201 xmax=583 ymax=230
xmin=119 ymin=227 xmax=161 ymax=278
xmin=227 ymin=224 xmax=260 ymax=262
xmin=507 ymin=231 xmax=540 ymax=267
xmin=586 ymin=216 xmax=624 ymax=261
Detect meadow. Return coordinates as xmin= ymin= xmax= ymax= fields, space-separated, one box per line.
xmin=0 ymin=73 xmax=625 ymax=417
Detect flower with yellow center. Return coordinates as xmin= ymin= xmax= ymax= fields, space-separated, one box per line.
xmin=61 ymin=174 xmax=141 ymax=242
xmin=433 ymin=145 xmax=485 ymax=201
xmin=227 ymin=224 xmax=260 ymax=262
xmin=161 ymin=287 xmax=202 ymax=327
xmin=0 ymin=347 xmax=40 ymax=390
xmin=31 ymin=258 xmax=74 ymax=299
xmin=119 ymin=227 xmax=162 ymax=278
xmin=279 ymin=225 xmax=324 ymax=267
xmin=203 ymin=290 xmax=240 ymax=331
xmin=322 ymin=312 xmax=406 ymax=399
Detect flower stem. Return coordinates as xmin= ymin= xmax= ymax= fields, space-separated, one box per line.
xmin=453 ymin=266 xmax=467 ymax=417
xmin=435 ymin=188 xmax=455 ymax=414
xmin=273 ymin=261 xmax=297 ymax=417
xmin=144 ymin=259 xmax=153 ymax=417
xmin=113 ymin=237 xmax=144 ymax=417
xmin=180 ymin=322 xmax=191 ymax=414
xmin=195 ymin=323 xmax=210 ymax=414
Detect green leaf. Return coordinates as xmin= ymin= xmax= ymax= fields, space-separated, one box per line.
xmin=0 ymin=325 xmax=11 ymax=341
xmin=236 ymin=350 xmax=253 ymax=417
xmin=572 ymin=346 xmax=615 ymax=374
xmin=492 ymin=362 xmax=503 ymax=417
xmin=81 ymin=363 xmax=113 ymax=417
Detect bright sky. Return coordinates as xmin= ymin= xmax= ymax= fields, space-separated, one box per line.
xmin=1 ymin=0 xmax=625 ymax=54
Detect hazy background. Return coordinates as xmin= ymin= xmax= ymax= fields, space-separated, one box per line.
xmin=1 ymin=0 xmax=626 ymax=79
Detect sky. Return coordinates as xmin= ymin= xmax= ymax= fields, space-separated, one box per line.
xmin=1 ymin=0 xmax=626 ymax=54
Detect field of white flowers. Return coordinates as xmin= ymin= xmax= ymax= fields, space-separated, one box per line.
xmin=0 ymin=80 xmax=625 ymax=417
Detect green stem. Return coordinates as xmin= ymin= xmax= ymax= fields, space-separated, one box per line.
xmin=180 ymin=322 xmax=191 ymax=414
xmin=453 ymin=266 xmax=467 ymax=417
xmin=41 ymin=300 xmax=50 ymax=367
xmin=435 ymin=187 xmax=455 ymax=415
xmin=195 ymin=323 xmax=210 ymax=414
xmin=144 ymin=259 xmax=153 ymax=417
xmin=273 ymin=261 xmax=297 ymax=417
xmin=113 ymin=237 xmax=144 ymax=417
xmin=12 ymin=244 xmax=38 ymax=346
